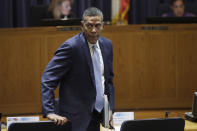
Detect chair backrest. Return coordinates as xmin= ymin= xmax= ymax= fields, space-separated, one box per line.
xmin=157 ymin=3 xmax=171 ymax=16
xmin=29 ymin=5 xmax=48 ymax=27
xmin=120 ymin=117 xmax=185 ymax=131
xmin=8 ymin=121 xmax=71 ymax=131
xmin=185 ymin=3 xmax=197 ymax=16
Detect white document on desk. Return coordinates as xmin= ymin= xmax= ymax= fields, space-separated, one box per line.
xmin=113 ymin=112 xmax=134 ymax=131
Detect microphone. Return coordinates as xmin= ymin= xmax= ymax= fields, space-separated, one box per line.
xmin=165 ymin=111 xmax=170 ymax=118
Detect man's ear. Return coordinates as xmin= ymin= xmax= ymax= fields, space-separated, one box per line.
xmin=101 ymin=21 xmax=104 ymax=30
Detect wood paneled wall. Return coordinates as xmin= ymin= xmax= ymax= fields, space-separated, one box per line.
xmin=1 ymin=25 xmax=197 ymax=114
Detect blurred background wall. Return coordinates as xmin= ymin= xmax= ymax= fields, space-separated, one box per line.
xmin=0 ymin=0 xmax=197 ymax=28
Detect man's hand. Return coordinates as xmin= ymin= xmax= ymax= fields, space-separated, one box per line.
xmin=109 ymin=110 xmax=114 ymax=128
xmin=47 ymin=113 xmax=68 ymax=125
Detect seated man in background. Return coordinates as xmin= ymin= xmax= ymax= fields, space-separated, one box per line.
xmin=162 ymin=0 xmax=196 ymax=17
xmin=47 ymin=0 xmax=75 ymax=20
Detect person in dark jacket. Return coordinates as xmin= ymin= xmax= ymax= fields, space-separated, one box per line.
xmin=41 ymin=7 xmax=114 ymax=131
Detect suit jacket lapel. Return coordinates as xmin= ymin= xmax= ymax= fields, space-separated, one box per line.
xmin=79 ymin=33 xmax=95 ymax=87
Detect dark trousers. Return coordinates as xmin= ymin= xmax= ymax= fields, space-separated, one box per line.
xmin=87 ymin=109 xmax=103 ymax=131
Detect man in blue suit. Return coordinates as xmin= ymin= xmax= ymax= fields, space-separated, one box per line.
xmin=41 ymin=7 xmax=114 ymax=131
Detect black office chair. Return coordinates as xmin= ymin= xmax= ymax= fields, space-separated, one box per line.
xmin=185 ymin=3 xmax=197 ymax=16
xmin=29 ymin=5 xmax=48 ymax=26
xmin=120 ymin=117 xmax=185 ymax=131
xmin=157 ymin=3 xmax=171 ymax=16
xmin=8 ymin=121 xmax=72 ymax=131
xmin=0 ymin=112 xmax=2 ymax=131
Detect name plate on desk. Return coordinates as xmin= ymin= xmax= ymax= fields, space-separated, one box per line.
xmin=56 ymin=26 xmax=81 ymax=31
xmin=141 ymin=26 xmax=168 ymax=30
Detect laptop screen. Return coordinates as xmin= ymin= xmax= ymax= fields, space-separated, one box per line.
xmin=41 ymin=18 xmax=82 ymax=26
xmin=146 ymin=17 xmax=197 ymax=24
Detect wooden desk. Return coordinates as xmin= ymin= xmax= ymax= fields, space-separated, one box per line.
xmin=185 ymin=120 xmax=197 ymax=131
xmin=101 ymin=110 xmax=197 ymax=131
xmin=134 ymin=110 xmax=197 ymax=131
xmin=1 ymin=24 xmax=197 ymax=114
xmin=1 ymin=110 xmax=197 ymax=131
xmin=4 ymin=122 xmax=196 ymax=131
xmin=101 ymin=120 xmax=197 ymax=131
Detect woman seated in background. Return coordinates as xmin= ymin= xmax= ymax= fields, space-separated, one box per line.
xmin=47 ymin=0 xmax=75 ymax=20
xmin=162 ymin=0 xmax=196 ymax=17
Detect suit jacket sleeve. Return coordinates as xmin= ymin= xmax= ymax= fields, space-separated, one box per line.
xmin=41 ymin=42 xmax=73 ymax=117
xmin=107 ymin=41 xmax=115 ymax=111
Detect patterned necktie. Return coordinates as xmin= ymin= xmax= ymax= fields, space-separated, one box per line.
xmin=92 ymin=44 xmax=104 ymax=112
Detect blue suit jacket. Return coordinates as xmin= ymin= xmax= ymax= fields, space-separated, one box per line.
xmin=41 ymin=33 xmax=114 ymax=130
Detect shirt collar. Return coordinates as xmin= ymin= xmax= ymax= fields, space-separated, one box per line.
xmin=88 ymin=41 xmax=99 ymax=49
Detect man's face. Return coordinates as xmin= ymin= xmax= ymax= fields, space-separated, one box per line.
xmin=171 ymin=0 xmax=185 ymax=17
xmin=81 ymin=16 xmax=103 ymax=44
